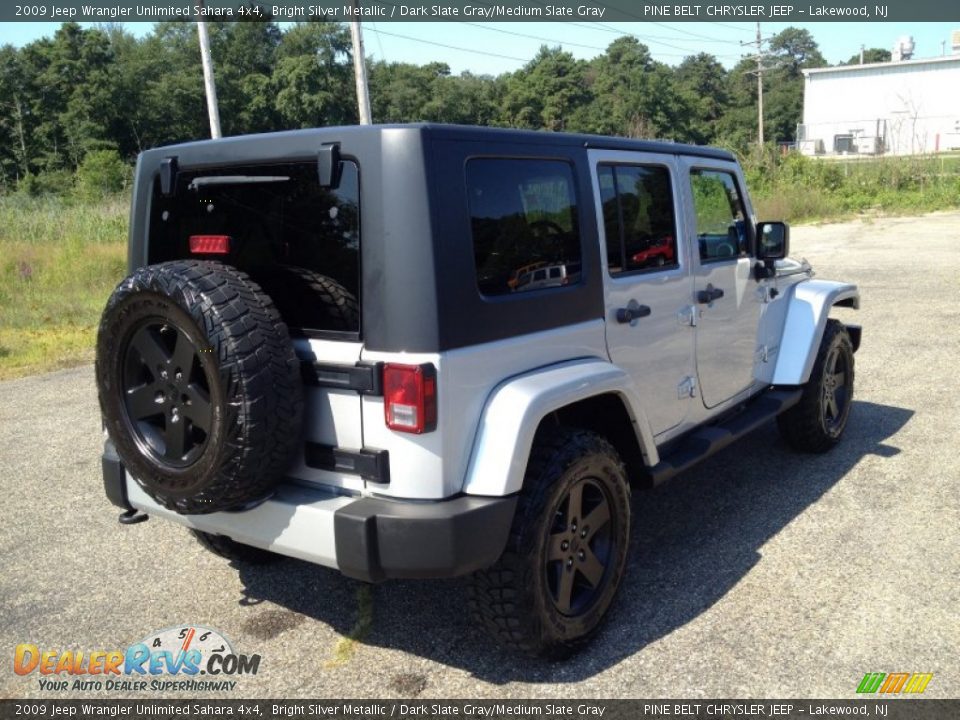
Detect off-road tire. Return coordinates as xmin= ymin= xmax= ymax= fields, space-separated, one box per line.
xmin=468 ymin=428 xmax=631 ymax=658
xmin=191 ymin=530 xmax=279 ymax=565
xmin=256 ymin=265 xmax=359 ymax=333
xmin=96 ymin=260 xmax=304 ymax=514
xmin=777 ymin=319 xmax=855 ymax=453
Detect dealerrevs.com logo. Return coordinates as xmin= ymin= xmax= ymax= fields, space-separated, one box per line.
xmin=13 ymin=625 xmax=260 ymax=693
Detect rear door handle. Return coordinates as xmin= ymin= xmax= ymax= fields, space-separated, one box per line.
xmin=697 ymin=284 xmax=725 ymax=304
xmin=616 ymin=301 xmax=651 ymax=324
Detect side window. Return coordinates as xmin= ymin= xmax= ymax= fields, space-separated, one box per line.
xmin=467 ymin=158 xmax=582 ymax=297
xmin=598 ymin=164 xmax=678 ymax=275
xmin=690 ymin=169 xmax=749 ymax=262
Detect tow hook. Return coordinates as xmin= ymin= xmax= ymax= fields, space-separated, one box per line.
xmin=119 ymin=509 xmax=148 ymax=525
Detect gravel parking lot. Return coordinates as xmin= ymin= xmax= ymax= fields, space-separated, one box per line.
xmin=1 ymin=212 xmax=957 ymax=700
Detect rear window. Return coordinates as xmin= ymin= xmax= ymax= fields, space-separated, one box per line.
xmin=149 ymin=161 xmax=360 ymax=335
xmin=466 ymin=158 xmax=582 ymax=297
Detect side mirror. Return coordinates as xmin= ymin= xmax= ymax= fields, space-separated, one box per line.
xmin=756 ymin=221 xmax=789 ymax=261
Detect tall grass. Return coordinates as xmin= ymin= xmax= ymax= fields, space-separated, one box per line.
xmin=743 ymin=151 xmax=960 ymax=222
xmin=0 ymin=195 xmax=127 ymax=379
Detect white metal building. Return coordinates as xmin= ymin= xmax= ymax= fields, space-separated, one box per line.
xmin=799 ymin=54 xmax=960 ymax=157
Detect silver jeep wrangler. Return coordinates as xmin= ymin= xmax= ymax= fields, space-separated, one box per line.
xmin=98 ymin=124 xmax=860 ymax=657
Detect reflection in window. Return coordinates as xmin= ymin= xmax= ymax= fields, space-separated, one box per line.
xmin=148 ymin=161 xmax=360 ymax=333
xmin=690 ymin=170 xmax=748 ymax=262
xmin=467 ymin=159 xmax=582 ymax=296
xmin=599 ymin=164 xmax=678 ymax=275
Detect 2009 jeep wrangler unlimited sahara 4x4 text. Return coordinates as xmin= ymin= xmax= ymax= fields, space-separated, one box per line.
xmin=98 ymin=124 xmax=860 ymax=657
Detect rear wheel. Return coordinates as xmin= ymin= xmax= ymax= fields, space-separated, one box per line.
xmin=192 ymin=530 xmax=279 ymax=565
xmin=777 ymin=319 xmax=855 ymax=453
xmin=468 ymin=428 xmax=630 ymax=658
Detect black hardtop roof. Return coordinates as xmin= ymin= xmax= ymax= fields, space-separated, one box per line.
xmin=147 ymin=123 xmax=737 ymax=163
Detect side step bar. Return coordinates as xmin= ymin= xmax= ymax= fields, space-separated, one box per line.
xmin=649 ymin=388 xmax=802 ymax=485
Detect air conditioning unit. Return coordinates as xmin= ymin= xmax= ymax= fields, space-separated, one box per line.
xmin=855 ymin=136 xmax=881 ymax=154
xmin=799 ymin=139 xmax=825 ymax=155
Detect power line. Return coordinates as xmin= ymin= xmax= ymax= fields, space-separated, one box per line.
xmin=594 ymin=20 xmax=743 ymax=46
xmin=712 ymin=21 xmax=756 ymax=33
xmin=368 ymin=16 xmax=744 ymax=69
xmin=459 ymin=22 xmax=607 ymax=52
xmin=369 ymin=21 xmax=387 ymax=62
xmin=365 ymin=27 xmax=530 ymax=63
xmin=645 ymin=21 xmax=739 ymax=43
xmin=567 ymin=22 xmax=743 ymax=59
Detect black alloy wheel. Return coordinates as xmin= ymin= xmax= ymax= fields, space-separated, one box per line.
xmin=820 ymin=341 xmax=852 ymax=436
xmin=121 ymin=320 xmax=214 ymax=468
xmin=545 ymin=477 xmax=616 ymax=617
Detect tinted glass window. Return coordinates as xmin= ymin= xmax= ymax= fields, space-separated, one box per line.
xmin=690 ymin=169 xmax=748 ymax=262
xmin=149 ymin=161 xmax=360 ymax=334
xmin=467 ymin=159 xmax=581 ymax=297
xmin=598 ymin=164 xmax=678 ymax=275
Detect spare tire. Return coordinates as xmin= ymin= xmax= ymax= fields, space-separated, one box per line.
xmin=96 ymin=260 xmax=304 ymax=514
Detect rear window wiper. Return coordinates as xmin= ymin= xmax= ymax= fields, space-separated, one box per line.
xmin=188 ymin=175 xmax=290 ymax=190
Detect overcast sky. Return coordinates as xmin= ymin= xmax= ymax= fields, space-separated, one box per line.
xmin=1 ymin=21 xmax=957 ymax=75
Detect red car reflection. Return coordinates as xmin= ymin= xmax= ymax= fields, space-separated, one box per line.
xmin=630 ymin=236 xmax=675 ymax=267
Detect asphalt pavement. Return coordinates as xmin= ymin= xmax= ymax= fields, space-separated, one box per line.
xmin=1 ymin=212 xmax=957 ymax=699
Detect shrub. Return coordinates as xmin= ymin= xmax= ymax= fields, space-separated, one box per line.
xmin=19 ymin=170 xmax=75 ymax=197
xmin=74 ymin=149 xmax=130 ymax=201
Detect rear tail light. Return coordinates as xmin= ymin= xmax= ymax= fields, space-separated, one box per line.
xmin=189 ymin=234 xmax=231 ymax=254
xmin=383 ymin=363 xmax=437 ymax=434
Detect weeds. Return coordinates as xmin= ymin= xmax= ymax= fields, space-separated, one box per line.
xmin=0 ymin=194 xmax=126 ymax=380
xmin=743 ymin=150 xmax=960 ymax=222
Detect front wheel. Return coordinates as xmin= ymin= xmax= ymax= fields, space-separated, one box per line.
xmin=468 ymin=428 xmax=631 ymax=658
xmin=777 ymin=319 xmax=855 ymax=453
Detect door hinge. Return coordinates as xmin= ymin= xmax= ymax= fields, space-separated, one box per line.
xmin=677 ymin=305 xmax=697 ymax=327
xmin=678 ymin=376 xmax=698 ymax=399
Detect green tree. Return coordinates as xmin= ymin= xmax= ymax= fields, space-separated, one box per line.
xmin=500 ymin=46 xmax=590 ymax=131
xmin=0 ymin=45 xmax=34 ymax=181
xmin=577 ymin=38 xmax=692 ymax=140
xmin=16 ymin=24 xmax=116 ymax=171
xmin=272 ymin=21 xmax=355 ymax=128
xmin=211 ymin=18 xmax=283 ymax=134
xmin=765 ymin=28 xmax=827 ymax=143
xmin=675 ymin=52 xmax=729 ymax=144
xmin=843 ymin=48 xmax=891 ymax=65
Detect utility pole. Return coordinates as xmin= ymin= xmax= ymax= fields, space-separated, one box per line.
xmin=755 ymin=22 xmax=764 ymax=146
xmin=350 ymin=2 xmax=372 ymax=125
xmin=196 ymin=0 xmax=222 ymax=139
xmin=741 ymin=22 xmax=772 ymax=148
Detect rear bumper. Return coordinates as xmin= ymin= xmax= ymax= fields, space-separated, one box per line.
xmin=103 ymin=442 xmax=516 ymax=582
